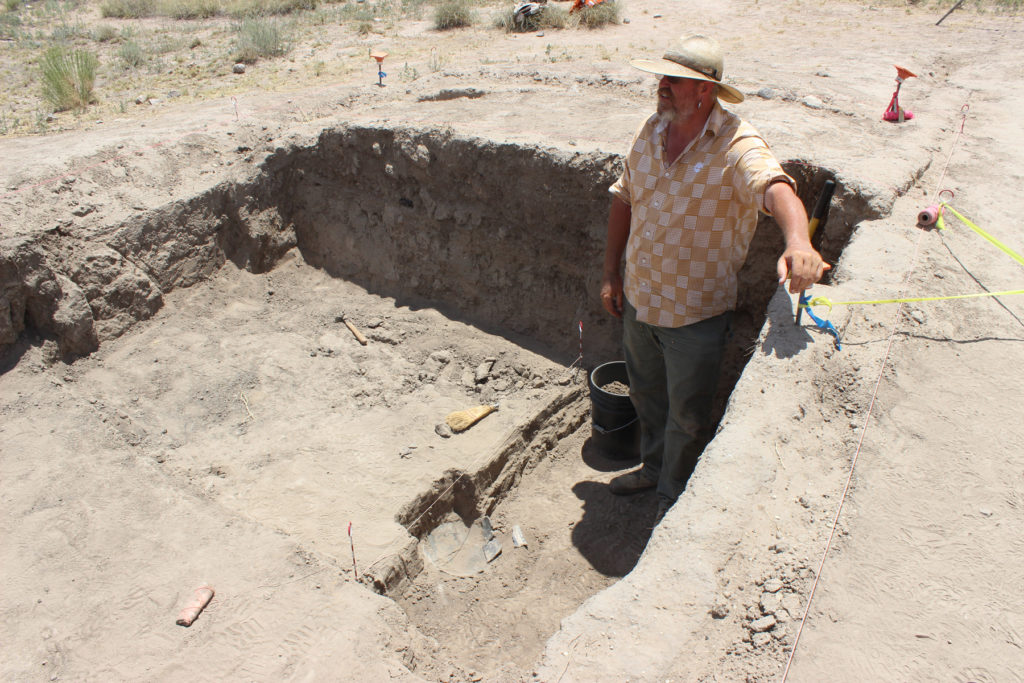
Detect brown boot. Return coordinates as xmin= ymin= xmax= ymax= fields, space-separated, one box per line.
xmin=608 ymin=470 xmax=656 ymax=496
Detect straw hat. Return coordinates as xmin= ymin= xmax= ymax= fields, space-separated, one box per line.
xmin=630 ymin=34 xmax=744 ymax=104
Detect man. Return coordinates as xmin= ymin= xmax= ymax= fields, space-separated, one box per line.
xmin=600 ymin=35 xmax=828 ymax=523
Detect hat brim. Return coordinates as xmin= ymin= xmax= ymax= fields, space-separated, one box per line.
xmin=630 ymin=58 xmax=744 ymax=104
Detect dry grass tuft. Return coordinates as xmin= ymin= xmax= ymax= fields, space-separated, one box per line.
xmin=571 ymin=0 xmax=619 ymax=28
xmin=433 ymin=0 xmax=472 ymax=29
xmin=40 ymin=46 xmax=99 ymax=111
xmin=233 ymin=17 xmax=288 ymax=63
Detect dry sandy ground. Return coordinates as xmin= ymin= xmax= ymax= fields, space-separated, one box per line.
xmin=3 ymin=1 xmax=1024 ymax=681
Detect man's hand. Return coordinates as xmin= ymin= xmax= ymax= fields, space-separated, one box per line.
xmin=777 ymin=246 xmax=830 ymax=294
xmin=601 ymin=196 xmax=631 ymax=318
xmin=766 ymin=182 xmax=830 ymax=293
xmin=601 ymin=271 xmax=624 ymax=318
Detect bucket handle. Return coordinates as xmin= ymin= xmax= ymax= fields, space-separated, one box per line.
xmin=593 ymin=417 xmax=638 ymax=435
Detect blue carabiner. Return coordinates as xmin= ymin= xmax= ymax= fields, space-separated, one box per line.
xmin=799 ymin=293 xmax=842 ymax=350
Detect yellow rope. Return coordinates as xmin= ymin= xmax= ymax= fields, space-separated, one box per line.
xmin=803 ymin=204 xmax=1024 ymax=312
xmin=801 ymin=289 xmax=1024 ymax=312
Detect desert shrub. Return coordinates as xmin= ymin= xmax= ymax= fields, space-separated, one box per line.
xmin=233 ymin=17 xmax=288 ymax=63
xmin=398 ymin=0 xmax=430 ymax=19
xmin=164 ymin=0 xmax=222 ymax=18
xmin=51 ymin=21 xmax=87 ymax=40
xmin=5 ymin=0 xmax=21 ymax=11
xmin=100 ymin=0 xmax=156 ymax=18
xmin=93 ymin=24 xmax=119 ymax=41
xmin=0 ymin=10 xmax=22 ymax=39
xmin=119 ymin=39 xmax=145 ymax=67
xmin=571 ymin=0 xmax=619 ymax=28
xmin=433 ymin=0 xmax=471 ymax=29
xmin=227 ymin=0 xmax=316 ymax=17
xmin=40 ymin=46 xmax=98 ymax=111
xmin=495 ymin=2 xmax=568 ymax=32
xmin=153 ymin=35 xmax=186 ymax=53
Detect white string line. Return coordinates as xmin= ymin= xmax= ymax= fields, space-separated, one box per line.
xmin=929 ymin=98 xmax=971 ymax=204
xmin=782 ymin=102 xmax=974 ymax=677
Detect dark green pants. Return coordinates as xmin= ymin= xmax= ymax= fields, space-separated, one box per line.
xmin=622 ymin=300 xmax=732 ymax=503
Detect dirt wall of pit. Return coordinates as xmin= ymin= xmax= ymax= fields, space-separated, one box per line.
xmin=0 ymin=125 xmax=628 ymax=367
xmin=277 ymin=125 xmax=624 ymax=362
xmin=2 ymin=121 xmax=882 ymax=379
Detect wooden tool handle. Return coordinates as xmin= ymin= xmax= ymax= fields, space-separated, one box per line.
xmin=807 ymin=179 xmax=837 ymax=240
xmin=344 ymin=319 xmax=368 ymax=346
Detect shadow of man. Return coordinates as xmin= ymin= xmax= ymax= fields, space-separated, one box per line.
xmin=760 ymin=285 xmax=820 ymax=359
xmin=570 ymin=473 xmax=656 ymax=577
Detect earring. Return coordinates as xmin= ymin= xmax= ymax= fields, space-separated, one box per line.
xmin=697 ymin=100 xmax=702 ymax=110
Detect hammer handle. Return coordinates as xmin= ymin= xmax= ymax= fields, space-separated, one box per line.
xmin=796 ymin=179 xmax=836 ymax=325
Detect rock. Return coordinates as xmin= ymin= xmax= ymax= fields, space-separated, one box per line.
xmin=782 ymin=593 xmax=803 ymax=615
xmin=760 ymin=591 xmax=782 ymax=615
xmin=769 ymin=540 xmax=790 ymax=554
xmin=462 ymin=370 xmax=476 ymax=388
xmin=979 ymin=507 xmax=993 ymax=517
xmin=399 ymin=139 xmax=431 ymax=168
xmin=429 ymin=350 xmax=451 ymax=364
xmin=710 ymin=604 xmax=729 ymax=619
xmin=757 ymin=87 xmax=775 ymax=99
xmin=622 ymin=17 xmax=630 ymax=23
xmin=49 ymin=274 xmax=98 ymax=356
xmin=475 ymin=358 xmax=495 ymax=383
xmin=764 ymin=578 xmax=784 ymax=593
xmin=802 ymin=95 xmax=824 ymax=109
xmin=752 ymin=632 xmax=773 ymax=648
xmin=749 ymin=615 xmax=777 ymax=633
xmin=774 ymin=608 xmax=791 ymax=623
xmin=233 ymin=63 xmax=246 ymax=74
xmin=434 ymin=423 xmax=452 ymax=438
xmin=910 ymin=309 xmax=926 ymax=324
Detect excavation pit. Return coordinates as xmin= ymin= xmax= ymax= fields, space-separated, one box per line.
xmin=0 ymin=125 xmax=865 ymax=681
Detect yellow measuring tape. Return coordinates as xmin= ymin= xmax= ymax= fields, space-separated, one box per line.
xmin=801 ymin=203 xmax=1024 ymax=311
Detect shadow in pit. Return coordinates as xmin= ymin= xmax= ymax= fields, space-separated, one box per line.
xmin=571 ymin=438 xmax=655 ymax=577
xmin=570 ymin=480 xmax=656 ymax=577
xmin=580 ymin=434 xmax=639 ymax=473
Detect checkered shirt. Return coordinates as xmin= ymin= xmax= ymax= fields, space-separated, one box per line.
xmin=609 ymin=104 xmax=795 ymax=328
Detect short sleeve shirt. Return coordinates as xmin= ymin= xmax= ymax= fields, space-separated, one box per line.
xmin=609 ymin=104 xmax=795 ymax=328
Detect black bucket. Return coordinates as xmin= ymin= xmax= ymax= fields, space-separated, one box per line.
xmin=588 ymin=361 xmax=640 ymax=460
